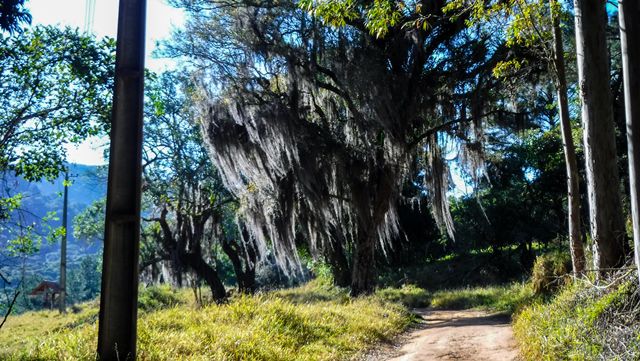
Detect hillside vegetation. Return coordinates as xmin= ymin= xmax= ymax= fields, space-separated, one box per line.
xmin=514 ymin=269 xmax=640 ymax=360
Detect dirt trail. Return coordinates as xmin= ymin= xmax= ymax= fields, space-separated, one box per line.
xmin=372 ymin=309 xmax=520 ymax=361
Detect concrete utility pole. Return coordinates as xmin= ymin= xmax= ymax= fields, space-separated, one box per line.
xmin=59 ymin=171 xmax=69 ymax=314
xmin=97 ymin=0 xmax=146 ymax=359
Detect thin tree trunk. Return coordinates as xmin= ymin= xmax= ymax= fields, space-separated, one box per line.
xmin=552 ymin=3 xmax=586 ymax=275
xmin=573 ymin=0 xmax=627 ymax=271
xmin=619 ymin=0 xmax=640 ymax=283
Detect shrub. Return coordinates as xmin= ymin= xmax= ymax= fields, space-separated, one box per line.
xmin=531 ymin=251 xmax=571 ymax=295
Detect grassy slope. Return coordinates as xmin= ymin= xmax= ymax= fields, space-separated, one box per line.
xmin=1 ymin=282 xmax=415 ymax=360
xmin=513 ymin=272 xmax=640 ymax=361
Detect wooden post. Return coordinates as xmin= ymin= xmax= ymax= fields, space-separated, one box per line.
xmin=97 ymin=0 xmax=146 ymax=359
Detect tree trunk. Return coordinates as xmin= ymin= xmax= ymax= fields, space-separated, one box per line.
xmin=573 ymin=0 xmax=627 ymax=271
xmin=619 ymin=0 xmax=640 ymax=283
xmin=350 ymin=231 xmax=376 ymax=296
xmin=324 ymin=237 xmax=351 ymax=287
xmin=221 ymin=238 xmax=257 ymax=294
xmin=552 ymin=3 xmax=586 ymax=275
xmin=180 ymin=252 xmax=227 ymax=303
xmin=157 ymin=208 xmax=227 ymax=302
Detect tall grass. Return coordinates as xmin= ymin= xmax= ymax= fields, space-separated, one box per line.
xmin=429 ymin=283 xmax=535 ymax=314
xmin=2 ymin=281 xmax=413 ymax=360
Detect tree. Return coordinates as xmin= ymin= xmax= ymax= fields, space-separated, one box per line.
xmin=619 ymin=1 xmax=640 ymax=282
xmin=573 ymin=0 xmax=627 ymax=270
xmin=449 ymin=0 xmax=587 ymax=274
xmin=0 ymin=26 xmax=114 ymax=183
xmin=550 ymin=1 xmax=585 ymax=274
xmin=141 ymin=72 xmax=240 ymax=302
xmin=0 ymin=25 xmax=113 ymax=329
xmin=168 ymin=0 xmax=526 ymax=295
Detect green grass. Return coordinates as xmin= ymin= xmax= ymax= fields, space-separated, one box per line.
xmin=1 ymin=281 xmax=414 ymax=360
xmin=429 ymin=282 xmax=536 ymax=314
xmin=0 ymin=278 xmax=551 ymax=360
xmin=375 ymin=284 xmax=430 ymax=308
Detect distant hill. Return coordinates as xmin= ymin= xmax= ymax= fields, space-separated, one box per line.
xmin=1 ymin=164 xmax=107 ymax=283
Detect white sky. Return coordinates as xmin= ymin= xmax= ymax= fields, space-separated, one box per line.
xmin=27 ymin=0 xmax=185 ymax=165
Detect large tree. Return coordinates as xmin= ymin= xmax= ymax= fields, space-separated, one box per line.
xmin=573 ymin=0 xmax=627 ymax=270
xmin=167 ymin=0 xmax=524 ymax=294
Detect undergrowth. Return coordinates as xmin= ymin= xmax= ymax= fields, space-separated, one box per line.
xmin=514 ymin=269 xmax=640 ymax=361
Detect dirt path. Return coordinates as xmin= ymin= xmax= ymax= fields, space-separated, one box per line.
xmin=369 ymin=309 xmax=520 ymax=361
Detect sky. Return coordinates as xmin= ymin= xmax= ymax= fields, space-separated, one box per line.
xmin=27 ymin=0 xmax=185 ymax=165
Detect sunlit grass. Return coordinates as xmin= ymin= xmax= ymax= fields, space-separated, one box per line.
xmin=2 ymin=281 xmax=414 ymax=360
xmin=429 ymin=282 xmax=535 ymax=314
xmin=513 ymin=276 xmax=640 ymax=360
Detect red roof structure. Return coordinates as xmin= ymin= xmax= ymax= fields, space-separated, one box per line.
xmin=29 ymin=280 xmax=61 ymax=310
xmin=29 ymin=280 xmax=61 ymax=296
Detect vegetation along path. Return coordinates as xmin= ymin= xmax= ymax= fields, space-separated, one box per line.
xmin=381 ymin=309 xmax=519 ymax=361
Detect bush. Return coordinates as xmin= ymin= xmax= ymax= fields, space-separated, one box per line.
xmin=531 ymin=251 xmax=571 ymax=295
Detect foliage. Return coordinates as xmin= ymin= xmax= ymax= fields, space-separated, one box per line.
xmin=450 ymin=125 xmax=576 ymax=254
xmin=3 ymin=281 xmax=413 ymax=360
xmin=530 ymin=250 xmax=571 ymax=295
xmin=0 ymin=26 xmax=114 ymax=183
xmin=72 ymin=198 xmax=106 ymax=243
xmin=514 ymin=272 xmax=640 ymax=360
xmin=140 ymin=71 xmax=241 ymax=300
xmin=375 ymin=284 xmax=430 ymax=308
xmin=66 ymin=255 xmax=102 ymax=304
xmin=0 ymin=0 xmax=30 ymax=33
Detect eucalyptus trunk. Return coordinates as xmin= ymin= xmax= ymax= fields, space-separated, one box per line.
xmin=552 ymin=3 xmax=585 ymax=275
xmin=619 ymin=0 xmax=640 ymax=282
xmin=573 ymin=0 xmax=627 ymax=271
